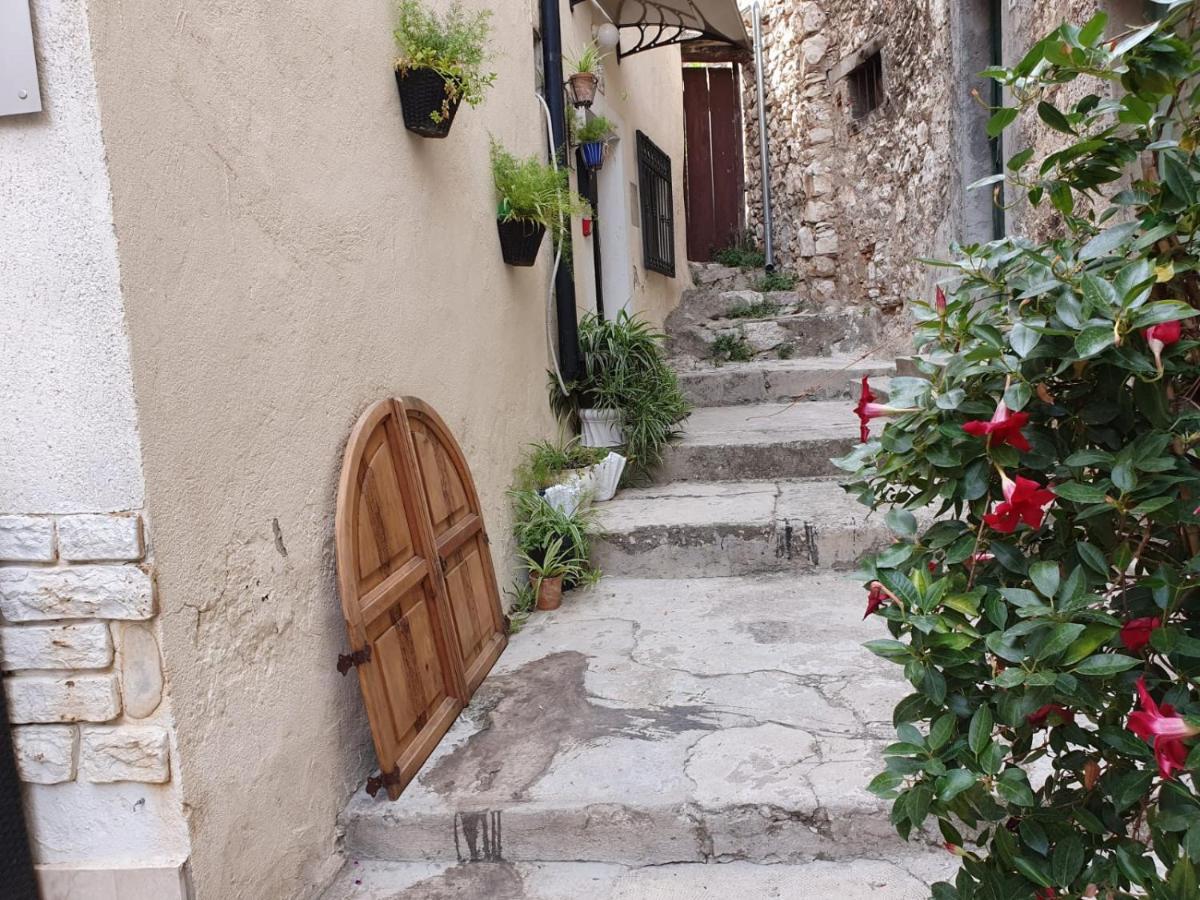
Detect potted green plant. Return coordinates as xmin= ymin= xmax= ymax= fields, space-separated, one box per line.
xmin=510 ymin=489 xmax=598 ymax=591
xmin=491 ymin=140 xmax=591 ymax=267
xmin=572 ymin=115 xmax=615 ymax=171
xmin=518 ymin=537 xmax=584 ymax=611
xmin=549 ymin=311 xmax=691 ymax=481
xmin=565 ymin=43 xmax=604 ymax=108
xmin=393 ymin=0 xmax=496 ymax=138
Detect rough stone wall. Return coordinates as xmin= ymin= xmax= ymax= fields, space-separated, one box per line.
xmin=742 ymin=0 xmax=955 ymax=315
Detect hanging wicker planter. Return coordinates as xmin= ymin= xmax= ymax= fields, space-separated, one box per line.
xmin=395 ymin=67 xmax=461 ymax=138
xmin=497 ymin=218 xmax=546 ymax=267
xmin=581 ymin=141 xmax=605 ymax=171
xmin=566 ymin=72 xmax=599 ymax=109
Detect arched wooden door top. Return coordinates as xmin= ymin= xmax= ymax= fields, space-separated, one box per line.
xmin=334 ymin=397 xmax=506 ymax=800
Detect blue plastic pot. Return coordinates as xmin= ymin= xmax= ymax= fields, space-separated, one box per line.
xmin=581 ymin=141 xmax=605 ymax=170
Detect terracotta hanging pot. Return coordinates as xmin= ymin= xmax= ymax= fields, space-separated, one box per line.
xmin=567 ymin=72 xmax=599 ymax=109
xmin=533 ymin=574 xmax=564 ymax=611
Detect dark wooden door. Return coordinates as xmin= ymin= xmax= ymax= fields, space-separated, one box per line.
xmin=683 ymin=66 xmax=745 ymax=262
xmin=335 ymin=398 xmax=505 ymax=800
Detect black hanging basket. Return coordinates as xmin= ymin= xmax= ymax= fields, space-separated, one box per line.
xmin=497 ymin=219 xmax=546 ymax=267
xmin=395 ymin=67 xmax=461 ymax=138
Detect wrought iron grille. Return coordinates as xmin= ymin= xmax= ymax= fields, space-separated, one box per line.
xmin=848 ymin=50 xmax=885 ymax=120
xmin=636 ymin=130 xmax=676 ymax=277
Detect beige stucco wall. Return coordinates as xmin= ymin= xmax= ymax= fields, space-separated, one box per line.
xmin=80 ymin=1 xmax=687 ymax=898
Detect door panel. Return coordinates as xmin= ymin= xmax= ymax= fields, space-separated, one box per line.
xmin=683 ymin=65 xmax=745 ymax=261
xmin=335 ymin=397 xmax=506 ymax=799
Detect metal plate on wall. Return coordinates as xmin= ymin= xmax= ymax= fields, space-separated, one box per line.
xmin=0 ymin=0 xmax=42 ymax=117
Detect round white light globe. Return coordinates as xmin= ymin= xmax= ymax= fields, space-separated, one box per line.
xmin=595 ymin=22 xmax=620 ymax=50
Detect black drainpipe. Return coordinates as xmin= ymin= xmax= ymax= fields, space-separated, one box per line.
xmin=540 ymin=0 xmax=583 ymax=382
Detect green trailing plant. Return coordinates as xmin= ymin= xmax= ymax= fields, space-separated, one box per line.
xmin=515 ymin=438 xmax=609 ymax=492
xmin=838 ymin=5 xmax=1200 ymax=897
xmin=777 ymin=342 xmax=796 ymax=360
xmin=572 ymin=114 xmax=616 ymax=145
xmin=567 ymin=42 xmax=605 ymax=76
xmin=509 ymin=488 xmax=596 ymax=577
xmin=713 ymin=231 xmax=766 ymax=268
xmin=548 ymin=311 xmax=691 ymax=481
xmin=726 ymin=298 xmax=781 ymax=319
xmin=755 ymin=271 xmax=799 ymax=292
xmin=710 ymin=331 xmax=754 ymax=364
xmin=393 ymin=0 xmax=496 ymax=122
xmin=491 ymin=140 xmax=591 ymax=245
xmin=504 ymin=578 xmax=537 ymax=633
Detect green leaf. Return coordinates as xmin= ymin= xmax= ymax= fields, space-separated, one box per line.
xmin=1052 ymin=833 xmax=1085 ymax=886
xmin=1054 ymin=481 xmax=1112 ymax=503
xmin=998 ymin=769 xmax=1037 ymax=807
xmin=866 ymin=639 xmax=910 ymax=661
xmin=1010 ymin=322 xmax=1041 ymax=357
xmin=987 ymin=107 xmax=1019 ymax=137
xmin=937 ymin=768 xmax=976 ymax=803
xmin=1037 ymin=101 xmax=1074 ymax=135
xmin=885 ymin=508 xmax=918 ymax=538
xmin=1061 ymin=624 xmax=1119 ymax=666
xmin=969 ymin=705 xmax=993 ymax=755
xmin=929 ymin=713 xmax=956 ymax=751
xmin=1076 ymin=541 xmax=1109 ymax=575
xmin=1029 ymin=561 xmax=1060 ymax=598
xmin=1075 ymin=325 xmax=1116 ymax=358
xmin=1037 ymin=623 xmax=1087 ymax=660
xmin=1079 ymin=11 xmax=1108 ymax=45
xmin=1079 ymin=221 xmax=1140 ymax=260
xmin=1074 ymin=653 xmax=1139 ymax=676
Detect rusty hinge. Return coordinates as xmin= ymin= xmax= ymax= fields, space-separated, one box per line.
xmin=336 ymin=645 xmax=372 ymax=675
xmin=365 ymin=766 xmax=402 ymax=798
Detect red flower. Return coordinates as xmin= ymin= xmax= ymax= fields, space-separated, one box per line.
xmin=1128 ymin=677 xmax=1200 ymax=780
xmin=1145 ymin=320 xmax=1182 ymax=372
xmin=935 ymin=285 xmax=947 ymax=316
xmin=1120 ymin=617 xmax=1161 ymax=653
xmin=863 ymin=581 xmax=887 ymax=619
xmin=1036 ymin=889 xmax=1057 ymax=900
xmin=984 ymin=474 xmax=1055 ymax=533
xmin=962 ymin=401 xmax=1031 ymax=452
xmin=1028 ymin=704 xmax=1074 ymax=728
xmin=854 ymin=378 xmax=915 ymax=443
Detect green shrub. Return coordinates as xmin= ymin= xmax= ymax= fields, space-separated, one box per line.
xmin=572 ymin=114 xmax=616 ymax=144
xmin=509 ymin=489 xmax=595 ymax=574
xmin=755 ymin=271 xmax=798 ymax=292
xmin=776 ymin=342 xmax=796 ymax=360
xmin=839 ymin=6 xmax=1200 ymax=897
xmin=393 ymin=0 xmax=496 ymax=122
xmin=726 ymin=299 xmax=780 ymax=319
xmin=491 ymin=140 xmax=591 ymax=243
xmin=710 ymin=331 xmax=754 ymax=364
xmin=549 ymin=311 xmax=690 ymax=481
xmin=713 ymin=230 xmax=766 ymax=268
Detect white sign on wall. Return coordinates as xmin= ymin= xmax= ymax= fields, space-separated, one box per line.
xmin=0 ymin=0 xmax=42 ymax=116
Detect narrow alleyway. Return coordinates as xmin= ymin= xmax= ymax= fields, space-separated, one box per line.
xmin=323 ymin=265 xmax=955 ymax=897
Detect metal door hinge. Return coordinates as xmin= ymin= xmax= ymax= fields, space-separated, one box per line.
xmin=337 ymin=646 xmax=372 ymax=675
xmin=365 ymin=766 xmax=402 ymax=798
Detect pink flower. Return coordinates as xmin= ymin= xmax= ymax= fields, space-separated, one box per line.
xmin=1028 ymin=704 xmax=1074 ymax=728
xmin=1128 ymin=677 xmax=1200 ymax=780
xmin=935 ymin=286 xmax=948 ymax=316
xmin=1145 ymin=320 xmax=1182 ymax=372
xmin=854 ymin=378 xmax=915 ymax=443
xmin=1120 ymin=617 xmax=1161 ymax=653
xmin=962 ymin=401 xmax=1031 ymax=452
xmin=863 ymin=582 xmax=888 ymax=619
xmin=984 ymin=474 xmax=1055 ymax=533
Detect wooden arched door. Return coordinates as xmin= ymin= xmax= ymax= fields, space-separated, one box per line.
xmin=335 ymin=398 xmax=506 ymax=800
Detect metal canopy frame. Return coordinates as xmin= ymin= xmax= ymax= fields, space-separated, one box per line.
xmin=570 ymin=0 xmax=749 ymax=60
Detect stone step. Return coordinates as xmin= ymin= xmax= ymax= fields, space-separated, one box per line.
xmin=340 ymin=575 xmax=926 ymax=867
xmin=675 ymin=355 xmax=894 ymax=406
xmin=322 ymin=855 xmax=957 ymax=899
xmin=667 ymin=288 xmax=809 ymax=330
xmin=667 ymin=311 xmax=879 ymax=362
xmin=660 ymin=401 xmax=858 ymax=482
xmin=592 ymin=479 xmax=890 ymax=578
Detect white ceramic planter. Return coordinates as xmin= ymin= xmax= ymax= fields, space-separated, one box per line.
xmin=542 ymin=467 xmax=596 ymax=517
xmin=590 ymin=452 xmax=626 ymax=502
xmin=580 ymin=408 xmax=623 ymax=448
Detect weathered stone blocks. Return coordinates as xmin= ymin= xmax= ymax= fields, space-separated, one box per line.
xmin=0 ymin=622 xmax=113 ymax=671
xmin=6 ymin=673 xmax=121 ymax=723
xmin=79 ymin=725 xmax=170 ymax=783
xmin=12 ymin=725 xmax=76 ymax=784
xmin=0 ymin=515 xmax=54 ymax=562
xmin=57 ymin=513 xmax=143 ymax=561
xmin=0 ymin=565 xmax=153 ymax=621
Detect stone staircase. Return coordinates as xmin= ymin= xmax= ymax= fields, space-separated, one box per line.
xmin=323 ymin=263 xmax=953 ymax=898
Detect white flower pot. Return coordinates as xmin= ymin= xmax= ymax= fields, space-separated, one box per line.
xmin=590 ymin=452 xmax=626 ymax=502
xmin=542 ymin=467 xmax=596 ymax=517
xmin=580 ymin=408 xmax=623 ymax=448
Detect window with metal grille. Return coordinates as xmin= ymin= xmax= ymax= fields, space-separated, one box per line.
xmin=848 ymin=51 xmax=885 ymax=120
xmin=636 ymin=130 xmax=676 ymax=277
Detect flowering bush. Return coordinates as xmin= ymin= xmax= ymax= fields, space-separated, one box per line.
xmin=838 ymin=5 xmax=1200 ymax=897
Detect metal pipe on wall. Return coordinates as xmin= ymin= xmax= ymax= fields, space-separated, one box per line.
xmin=751 ymin=1 xmax=774 ymax=270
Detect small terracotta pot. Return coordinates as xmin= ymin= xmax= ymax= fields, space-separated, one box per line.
xmin=534 ymin=574 xmax=564 ymax=611
xmin=568 ymin=72 xmax=599 ymax=108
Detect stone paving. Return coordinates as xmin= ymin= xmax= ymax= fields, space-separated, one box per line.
xmin=323 ymin=265 xmax=953 ymax=897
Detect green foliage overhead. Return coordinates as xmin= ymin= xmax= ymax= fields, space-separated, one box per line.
xmin=490 ymin=140 xmax=592 ymax=241
xmin=393 ymin=0 xmax=496 ymax=121
xmin=549 ymin=311 xmax=691 ymax=482
xmin=839 ymin=5 xmax=1200 ymax=897
xmin=573 ymin=115 xmax=616 ymax=145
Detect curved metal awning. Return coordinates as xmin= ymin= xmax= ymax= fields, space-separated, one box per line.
xmin=571 ymin=0 xmax=750 ymax=60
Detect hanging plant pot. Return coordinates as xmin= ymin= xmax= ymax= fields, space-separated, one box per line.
xmin=395 ymin=67 xmax=461 ymax=138
xmin=567 ymin=72 xmax=599 ymax=109
xmin=580 ymin=408 xmax=623 ymax=448
xmin=497 ymin=218 xmax=546 ymax=267
xmin=581 ymin=141 xmax=605 ymax=171
xmin=533 ymin=574 xmax=564 ymax=611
